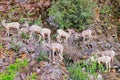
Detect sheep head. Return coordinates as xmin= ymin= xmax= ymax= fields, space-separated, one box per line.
xmin=1 ymin=20 xmax=7 ymax=26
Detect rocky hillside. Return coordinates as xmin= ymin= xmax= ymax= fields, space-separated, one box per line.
xmin=0 ymin=0 xmax=120 ymax=80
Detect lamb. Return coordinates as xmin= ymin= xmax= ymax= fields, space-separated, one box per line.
xmin=56 ymin=29 xmax=73 ymax=44
xmin=99 ymin=50 xmax=115 ymax=63
xmin=81 ymin=30 xmax=93 ymax=42
xmin=29 ymin=24 xmax=51 ymax=43
xmin=1 ymin=20 xmax=20 ymax=36
xmin=30 ymin=24 xmax=41 ymax=35
xmin=97 ymin=56 xmax=111 ymax=72
xmin=96 ymin=50 xmax=115 ymax=62
xmin=43 ymin=42 xmax=64 ymax=62
xmin=39 ymin=28 xmax=51 ymax=43
xmin=29 ymin=24 xmax=41 ymax=40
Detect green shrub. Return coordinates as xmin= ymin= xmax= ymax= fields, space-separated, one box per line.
xmin=19 ymin=17 xmax=42 ymax=25
xmin=68 ymin=59 xmax=105 ymax=80
xmin=37 ymin=52 xmax=49 ymax=62
xmin=82 ymin=59 xmax=105 ymax=73
xmin=100 ymin=5 xmax=112 ymax=23
xmin=21 ymin=32 xmax=30 ymax=39
xmin=48 ymin=0 xmax=96 ymax=30
xmin=9 ymin=39 xmax=22 ymax=52
xmin=27 ymin=73 xmax=37 ymax=80
xmin=10 ymin=41 xmax=19 ymax=52
xmin=51 ymin=34 xmax=57 ymax=40
xmin=0 ymin=59 xmax=28 ymax=80
xmin=100 ymin=5 xmax=111 ymax=14
xmin=0 ymin=43 xmax=3 ymax=49
xmin=34 ymin=19 xmax=42 ymax=25
xmin=68 ymin=61 xmax=89 ymax=80
xmin=19 ymin=18 xmax=26 ymax=23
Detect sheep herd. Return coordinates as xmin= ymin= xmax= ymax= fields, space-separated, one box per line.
xmin=1 ymin=20 xmax=116 ymax=71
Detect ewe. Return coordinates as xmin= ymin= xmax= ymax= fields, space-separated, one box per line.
xmin=29 ymin=24 xmax=41 ymax=41
xmin=88 ymin=55 xmax=111 ymax=72
xmin=97 ymin=56 xmax=111 ymax=72
xmin=40 ymin=28 xmax=51 ymax=43
xmin=56 ymin=29 xmax=74 ymax=44
xmin=1 ymin=20 xmax=20 ymax=36
xmin=97 ymin=50 xmax=115 ymax=63
xmin=43 ymin=42 xmax=64 ymax=62
xmin=81 ymin=30 xmax=93 ymax=42
xmin=29 ymin=24 xmax=51 ymax=43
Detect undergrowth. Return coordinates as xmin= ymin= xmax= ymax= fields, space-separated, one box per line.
xmin=49 ymin=0 xmax=97 ymax=30
xmin=21 ymin=32 xmax=30 ymax=39
xmin=37 ymin=52 xmax=49 ymax=62
xmin=0 ymin=59 xmax=28 ymax=80
xmin=67 ymin=59 xmax=105 ymax=80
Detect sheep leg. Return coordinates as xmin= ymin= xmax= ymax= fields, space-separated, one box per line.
xmin=87 ymin=38 xmax=90 ymax=45
xmin=110 ymin=58 xmax=113 ymax=67
xmin=83 ymin=37 xmax=85 ymax=43
xmin=63 ymin=39 xmax=66 ymax=44
xmin=30 ymin=32 xmax=32 ymax=38
xmin=59 ymin=50 xmax=63 ymax=61
xmin=5 ymin=30 xmax=7 ymax=36
xmin=65 ymin=38 xmax=68 ymax=45
xmin=48 ymin=35 xmax=50 ymax=44
xmin=57 ymin=35 xmax=61 ymax=43
xmin=52 ymin=50 xmax=55 ymax=61
xmin=106 ymin=62 xmax=110 ymax=72
xmin=105 ymin=63 xmax=108 ymax=71
xmin=42 ymin=35 xmax=45 ymax=41
xmin=30 ymin=32 xmax=33 ymax=40
xmin=17 ymin=29 xmax=21 ymax=35
xmin=49 ymin=51 xmax=52 ymax=64
xmin=37 ymin=34 xmax=41 ymax=42
xmin=108 ymin=62 xmax=111 ymax=72
xmin=7 ymin=29 xmax=9 ymax=36
xmin=88 ymin=36 xmax=92 ymax=45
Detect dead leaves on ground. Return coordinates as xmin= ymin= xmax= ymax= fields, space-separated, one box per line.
xmin=0 ymin=0 xmax=51 ymax=21
xmin=0 ymin=46 xmax=27 ymax=62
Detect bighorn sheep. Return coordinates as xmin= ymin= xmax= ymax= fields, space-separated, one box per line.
xmin=43 ymin=42 xmax=64 ymax=62
xmin=56 ymin=29 xmax=74 ymax=44
xmin=81 ymin=30 xmax=93 ymax=42
xmin=29 ymin=24 xmax=51 ymax=43
xmin=97 ymin=50 xmax=115 ymax=63
xmin=1 ymin=20 xmax=20 ymax=36
xmin=39 ymin=28 xmax=51 ymax=43
xmin=97 ymin=56 xmax=111 ymax=72
xmin=29 ymin=24 xmax=41 ymax=41
xmin=49 ymin=43 xmax=64 ymax=61
xmin=30 ymin=24 xmax=41 ymax=34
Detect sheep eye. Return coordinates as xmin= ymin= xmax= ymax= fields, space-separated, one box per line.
xmin=9 ymin=34 xmax=13 ymax=36
xmin=112 ymin=35 xmax=116 ymax=37
xmin=38 ymin=66 xmax=40 ymax=69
